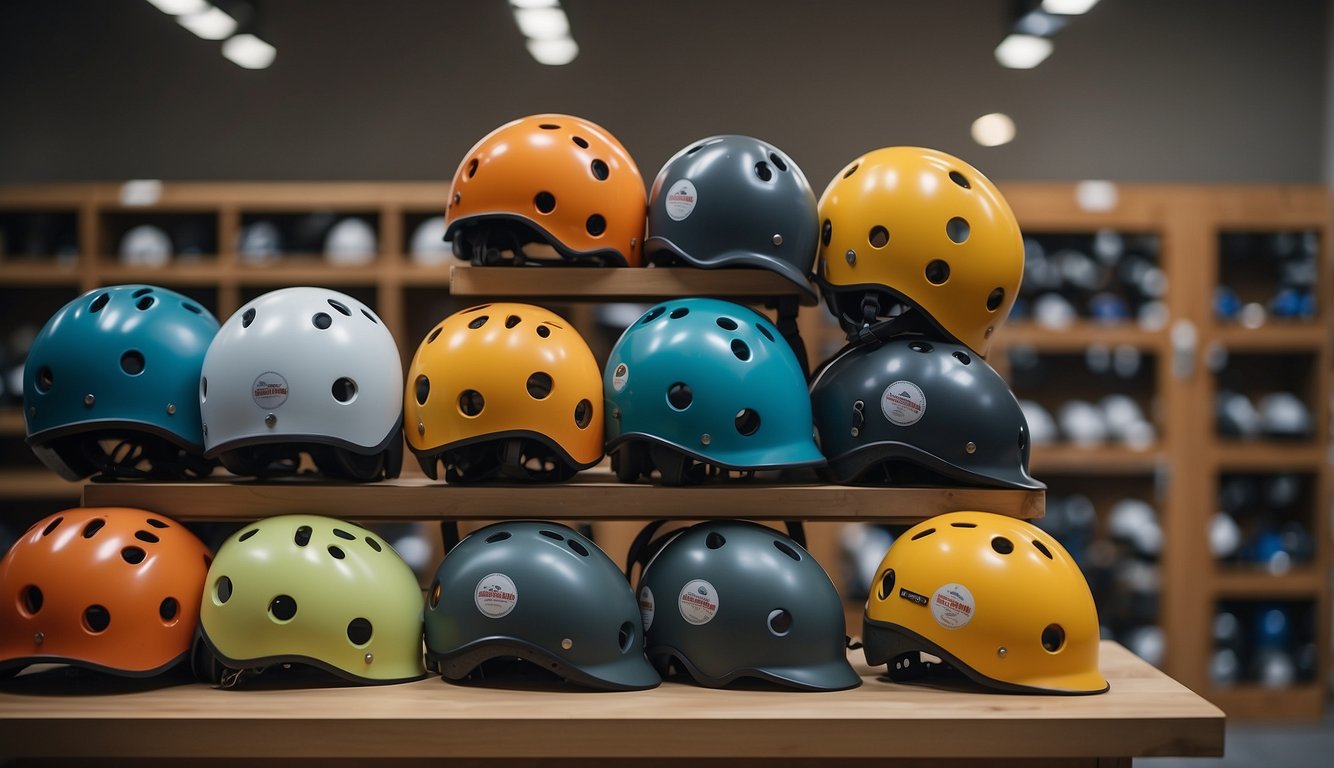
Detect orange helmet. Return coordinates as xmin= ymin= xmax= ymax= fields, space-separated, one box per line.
xmin=0 ymin=507 xmax=212 ymax=677
xmin=405 ymin=302 xmax=604 ymax=482
xmin=816 ymin=147 xmax=1023 ymax=357
xmin=444 ymin=114 xmax=646 ymax=267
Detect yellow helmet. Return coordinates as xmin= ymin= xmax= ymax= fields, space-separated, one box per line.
xmin=405 ymin=302 xmax=604 ymax=482
xmin=816 ymin=147 xmax=1022 ymax=357
xmin=862 ymin=510 xmax=1108 ymax=694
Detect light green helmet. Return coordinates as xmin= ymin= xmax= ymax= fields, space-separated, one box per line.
xmin=199 ymin=514 xmax=425 ymax=685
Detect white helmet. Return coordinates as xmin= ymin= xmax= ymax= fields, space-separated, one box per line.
xmin=323 ymin=218 xmax=377 ymax=266
xmin=200 ymin=287 xmax=403 ymax=480
xmin=119 ymin=225 xmax=172 ymax=267
xmin=239 ymin=220 xmax=284 ymax=264
xmin=409 ymin=216 xmax=454 ymax=266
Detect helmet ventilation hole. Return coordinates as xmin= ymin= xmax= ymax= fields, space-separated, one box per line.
xmin=361 ymin=308 xmax=379 ymax=324
xmin=667 ymin=382 xmax=692 ymax=410
xmin=135 ymin=530 xmax=160 ymax=544
xmin=821 ymin=219 xmax=832 ymax=247
xmin=769 ymin=152 xmax=788 ymax=172
xmin=754 ymin=162 xmax=773 ymax=182
xmin=121 ymin=546 xmax=146 ymax=565
xmin=572 ymin=135 xmax=589 ymax=148
xmin=467 ymin=316 xmax=488 ymax=330
xmin=269 ymin=595 xmax=298 ymax=622
xmin=877 ymin=569 xmax=896 ymax=601
xmin=757 ymin=324 xmax=775 ymax=341
xmin=134 ymin=286 xmax=154 ymax=297
xmin=586 ymin=214 xmax=607 ymax=236
xmin=641 ymin=307 xmax=665 ymax=323
xmin=953 ymin=351 xmax=972 ymax=365
xmin=466 ymin=158 xmax=478 ymax=178
xmin=136 ymin=296 xmax=155 ymax=311
xmin=949 ymin=170 xmax=971 ymax=189
xmin=716 ymin=317 xmax=738 ymax=331
xmin=313 ymin=312 xmax=332 ymax=330
xmin=365 ymin=536 xmax=382 ymax=552
xmin=347 ymin=618 xmax=373 ymax=646
xmin=908 ymin=341 xmax=933 ymax=354
xmin=669 ymin=307 xmax=689 ymax=319
xmin=1033 ymin=539 xmax=1053 ymax=559
xmin=332 ymin=377 xmax=357 ymax=403
xmin=987 ymin=287 xmax=1006 ymax=311
xmin=506 ymin=315 xmax=521 ymax=328
xmin=567 ymin=539 xmax=589 ymax=556
xmin=485 ymin=531 xmax=512 ymax=543
xmin=415 ymin=375 xmax=430 ymax=405
xmin=950 ymin=521 xmax=978 ymax=528
xmin=120 ymin=350 xmax=145 ymax=375
xmin=540 ymin=529 xmax=565 ymax=541
xmin=83 ymin=605 xmax=110 ymax=633
xmin=145 ymin=518 xmax=169 ymax=529
xmin=82 ymin=519 xmax=105 ymax=538
xmin=910 ymin=527 xmax=936 ymax=541
xmin=591 ymin=159 xmax=609 ymax=180
xmin=731 ymin=339 xmax=751 ymax=361
xmin=459 ymin=389 xmax=485 ymax=416
xmin=1042 ymin=624 xmax=1066 ymax=652
xmin=539 ymin=123 xmax=560 ymax=130
xmin=327 ymin=299 xmax=351 ymax=316
xmin=215 ymin=576 xmax=232 ymax=603
xmin=429 ymin=580 xmax=442 ymax=608
xmin=89 ymin=293 xmax=110 ymax=313
xmin=238 ymin=528 xmax=258 ymax=542
xmin=242 ymin=308 xmax=256 ymax=327
xmin=946 ymin=217 xmax=971 ymax=244
xmin=428 ymin=326 xmax=444 ymax=342
xmin=574 ymin=399 xmax=593 ymax=428
xmin=536 ymin=324 xmax=551 ymax=338
xmin=182 ymin=302 xmax=203 ymax=314
xmin=200 ymin=376 xmax=208 ymax=401
xmin=842 ymin=163 xmax=860 ymax=179
xmin=869 ymin=226 xmax=889 ymax=248
xmin=773 ymin=540 xmax=801 ymax=561
xmin=333 ymin=528 xmax=355 ymax=540
xmin=295 ymin=526 xmax=312 ymax=547
xmin=687 ymin=144 xmax=705 ymax=154
xmin=991 ymin=536 xmax=1015 ymax=555
xmin=767 ymin=609 xmax=793 ymax=636
xmin=535 ymin=192 xmax=556 ymax=214
xmin=35 ymin=366 xmax=53 ymax=393
xmin=925 ymin=259 xmax=951 ymax=285
xmin=328 ymin=545 xmax=345 ymax=560
xmin=159 ymin=597 xmax=179 ymax=623
xmin=618 ymin=621 xmax=635 ymax=652
xmin=527 ymin=372 xmax=554 ymax=400
xmin=21 ymin=586 xmax=43 ymax=615
xmin=706 ymin=532 xmax=726 ymax=549
xmin=734 ymin=408 xmax=761 ymax=436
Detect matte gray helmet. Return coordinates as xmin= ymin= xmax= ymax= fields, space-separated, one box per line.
xmin=424 ymin=521 xmax=660 ymax=691
xmin=645 ymin=135 xmax=818 ymax=298
xmin=809 ymin=337 xmax=1044 ymax=490
xmin=635 ymin=520 xmax=860 ymax=691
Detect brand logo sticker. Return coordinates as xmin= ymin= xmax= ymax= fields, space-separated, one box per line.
xmin=678 ymin=578 xmax=719 ymax=625
xmin=881 ymin=379 xmax=926 ymax=427
xmin=252 ymin=372 xmax=289 ymax=409
xmin=475 ymin=573 xmax=518 ymax=618
xmin=664 ymin=180 xmax=698 ymax=221
xmin=930 ymin=583 xmax=975 ymax=629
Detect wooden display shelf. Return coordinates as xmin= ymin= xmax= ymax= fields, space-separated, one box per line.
xmin=80 ymin=475 xmax=1044 ymax=523
xmin=0 ymin=642 xmax=1222 ymax=765
xmin=449 ymin=265 xmax=819 ymax=306
xmin=1210 ymin=323 xmax=1330 ymax=351
xmin=0 ymin=261 xmax=81 ymax=285
xmin=1213 ymin=567 xmax=1326 ymax=597
xmin=0 ymin=468 xmax=81 ymax=499
xmin=0 ymin=408 xmax=25 ymax=437
xmin=1030 ymin=445 xmax=1162 ymax=474
xmin=1212 ymin=441 xmax=1326 ymax=469
xmin=999 ymin=321 xmax=1164 ymax=351
xmin=1206 ymin=682 xmax=1326 ymax=721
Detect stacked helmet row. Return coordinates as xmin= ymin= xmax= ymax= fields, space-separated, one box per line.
xmin=0 ymin=507 xmax=1106 ymax=695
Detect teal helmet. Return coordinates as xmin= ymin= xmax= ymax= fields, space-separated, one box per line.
xmin=635 ymin=520 xmax=860 ymax=691
xmin=23 ymin=285 xmax=219 ymax=480
xmin=424 ymin=521 xmax=660 ymax=691
xmin=604 ymin=298 xmax=824 ymax=485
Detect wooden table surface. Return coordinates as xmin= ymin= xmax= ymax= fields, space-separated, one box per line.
xmin=0 ymin=642 xmax=1223 ymax=766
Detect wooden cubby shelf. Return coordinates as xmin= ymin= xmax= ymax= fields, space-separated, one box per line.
xmin=448 ymin=264 xmax=818 ymax=305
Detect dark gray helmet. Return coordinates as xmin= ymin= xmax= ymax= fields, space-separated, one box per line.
xmin=810 ymin=338 xmax=1044 ymax=490
xmin=635 ymin=520 xmax=860 ymax=691
xmin=646 ymin=135 xmax=818 ymax=298
xmin=424 ymin=521 xmax=660 ymax=691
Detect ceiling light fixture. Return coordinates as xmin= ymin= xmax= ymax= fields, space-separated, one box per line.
xmin=144 ymin=0 xmax=208 ymax=14
xmin=177 ymin=6 xmax=238 ymax=40
xmin=511 ymin=0 xmax=578 ymax=65
xmin=995 ymin=34 xmax=1053 ymax=69
xmin=222 ymin=33 xmax=276 ymax=69
xmin=971 ymin=113 xmax=1017 ymax=147
xmin=1041 ymin=0 xmax=1101 ymax=15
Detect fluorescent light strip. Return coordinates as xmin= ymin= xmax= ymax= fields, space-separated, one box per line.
xmin=512 ymin=1 xmax=578 ymax=65
xmin=995 ymin=34 xmax=1053 ymax=69
xmin=1042 ymin=0 xmax=1101 ymax=15
xmin=222 ymin=34 xmax=276 ymax=69
xmin=177 ymin=6 xmax=238 ymax=40
xmin=145 ymin=0 xmax=208 ymax=14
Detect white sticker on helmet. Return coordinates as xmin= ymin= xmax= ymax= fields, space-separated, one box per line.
xmin=639 ymin=585 xmax=655 ymax=630
xmin=252 ymin=372 xmax=290 ymax=409
xmin=930 ymin=583 xmax=975 ymax=629
xmin=881 ymin=380 xmax=926 ymax=427
xmin=475 ymin=573 xmax=518 ymax=619
xmin=678 ymin=579 xmax=719 ymax=625
xmin=611 ymin=362 xmax=630 ymax=393
xmin=664 ymin=180 xmax=698 ymax=222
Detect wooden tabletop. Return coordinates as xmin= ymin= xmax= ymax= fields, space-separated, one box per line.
xmin=0 ymin=642 xmax=1223 ymax=763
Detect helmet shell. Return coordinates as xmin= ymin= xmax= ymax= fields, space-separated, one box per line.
xmin=199 ymin=514 xmax=425 ymax=684
xmin=444 ymin=114 xmax=646 ymax=266
xmin=23 ymin=285 xmax=219 ymax=480
xmin=424 ymin=521 xmax=659 ymax=691
xmin=816 ymin=147 xmax=1023 ymax=356
xmin=637 ymin=520 xmax=859 ymax=691
xmin=810 ymin=337 xmax=1043 ymax=490
xmin=604 ymin=298 xmax=823 ymax=472
xmin=0 ymin=507 xmax=211 ymax=676
xmin=863 ymin=510 xmax=1108 ymax=694
xmin=646 ymin=135 xmax=817 ymax=297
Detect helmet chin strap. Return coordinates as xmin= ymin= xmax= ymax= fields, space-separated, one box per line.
xmin=85 ymin=436 xmax=215 ymax=481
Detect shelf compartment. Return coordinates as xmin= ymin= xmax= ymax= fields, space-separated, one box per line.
xmin=449 ymin=266 xmax=818 ymax=306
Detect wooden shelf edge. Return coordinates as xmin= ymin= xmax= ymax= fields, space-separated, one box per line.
xmin=1205 ymin=683 xmax=1326 ymax=721
xmin=0 ymin=469 xmax=82 ymax=499
xmin=998 ymin=322 xmax=1165 ymax=350
xmin=1031 ymin=445 xmax=1163 ymax=474
xmin=1209 ymin=323 xmax=1329 ymax=350
xmin=449 ymin=265 xmax=819 ymax=306
xmin=1213 ymin=442 xmax=1326 ymax=469
xmin=1213 ymin=568 xmax=1324 ymax=596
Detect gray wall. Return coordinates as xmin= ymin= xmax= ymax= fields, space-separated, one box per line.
xmin=0 ymin=0 xmax=1328 ymax=187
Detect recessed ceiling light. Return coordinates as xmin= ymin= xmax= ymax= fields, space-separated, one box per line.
xmin=222 ymin=34 xmax=277 ymax=69
xmin=526 ymin=37 xmax=579 ymax=66
xmin=971 ymin=113 xmax=1016 ymax=147
xmin=1042 ymin=0 xmax=1101 ymax=15
xmin=514 ymin=7 xmax=570 ymax=40
xmin=145 ymin=0 xmax=208 ymax=14
xmin=177 ymin=6 xmax=237 ymax=40
xmin=995 ymin=34 xmax=1053 ymax=69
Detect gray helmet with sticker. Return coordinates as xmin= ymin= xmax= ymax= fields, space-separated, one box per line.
xmin=635 ymin=520 xmax=860 ymax=691
xmin=423 ymin=521 xmax=660 ymax=691
xmin=809 ymin=337 xmax=1043 ymax=490
xmin=645 ymin=135 xmax=818 ymax=298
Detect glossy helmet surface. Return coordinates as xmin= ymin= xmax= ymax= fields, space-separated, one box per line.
xmin=604 ymin=298 xmax=823 ymax=485
xmin=816 ymin=147 xmax=1023 ymax=356
xmin=200 ymin=287 xmax=403 ymax=481
xmin=444 ymin=114 xmax=646 ymax=266
xmin=424 ymin=521 xmax=660 ymax=691
xmin=863 ymin=510 xmax=1108 ymax=695
xmin=199 ymin=514 xmax=425 ymax=685
xmin=809 ymin=336 xmax=1042 ymax=490
xmin=636 ymin=520 xmax=859 ymax=691
xmin=405 ymin=303 xmax=604 ymax=483
xmin=0 ymin=507 xmax=211 ymax=677
xmin=23 ymin=285 xmax=219 ymax=480
xmin=646 ymin=134 xmax=817 ymax=297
